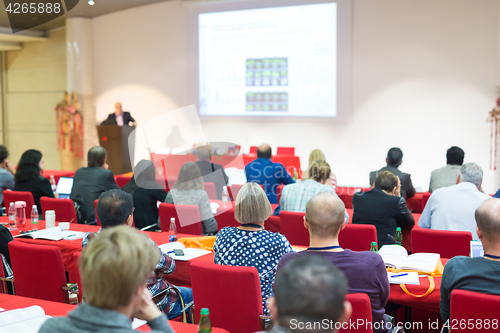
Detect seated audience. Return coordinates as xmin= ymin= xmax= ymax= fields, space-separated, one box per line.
xmin=429 ymin=146 xmax=464 ymax=192
xmin=353 ymin=171 xmax=414 ymax=248
xmin=83 ymin=189 xmax=192 ymax=320
xmin=122 ymin=160 xmax=167 ymax=231
xmin=278 ymin=192 xmax=390 ymax=333
xmin=0 ymin=225 xmax=13 ymax=277
xmin=165 ymin=162 xmax=217 ymax=234
xmin=14 ymin=149 xmax=54 ymax=212
xmin=369 ymin=147 xmax=416 ymax=199
xmin=0 ymin=145 xmax=15 ymax=205
xmin=70 ymin=146 xmax=119 ymax=224
xmin=195 ymin=145 xmax=229 ymax=200
xmin=419 ymin=163 xmax=490 ymax=240
xmin=301 ymin=149 xmax=337 ymax=191
xmin=267 ymin=255 xmax=351 ymax=333
xmin=213 ymin=182 xmax=293 ymax=315
xmin=440 ymin=198 xmax=500 ymax=323
xmin=244 ymin=144 xmax=295 ymax=204
xmin=40 ymin=226 xmax=174 ymax=333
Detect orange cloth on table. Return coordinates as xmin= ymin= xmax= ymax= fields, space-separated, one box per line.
xmin=178 ymin=236 xmax=216 ymax=251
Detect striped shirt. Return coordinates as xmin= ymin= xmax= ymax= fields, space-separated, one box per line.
xmin=280 ymin=179 xmax=337 ymax=212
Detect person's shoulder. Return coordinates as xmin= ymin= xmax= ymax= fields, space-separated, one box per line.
xmin=38 ymin=175 xmax=50 ymax=183
xmin=39 ymin=316 xmax=72 ymax=332
xmin=343 ymin=249 xmax=385 ymax=267
xmin=444 ymin=256 xmax=474 ymax=271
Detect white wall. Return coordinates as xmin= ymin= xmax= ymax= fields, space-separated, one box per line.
xmin=92 ymin=0 xmax=499 ymax=193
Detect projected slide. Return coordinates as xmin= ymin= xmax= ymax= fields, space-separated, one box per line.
xmin=198 ymin=3 xmax=337 ymax=117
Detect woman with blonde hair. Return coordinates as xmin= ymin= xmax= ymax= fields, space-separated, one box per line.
xmin=302 ymin=149 xmax=337 ymax=190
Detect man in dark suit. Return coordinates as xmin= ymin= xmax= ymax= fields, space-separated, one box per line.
xmin=70 ymin=146 xmax=120 ymax=224
xmin=353 ymin=170 xmax=414 ymax=248
xmin=101 ymin=102 xmax=136 ymax=126
xmin=195 ymin=145 xmax=228 ymax=199
xmin=369 ymin=147 xmax=416 ymax=199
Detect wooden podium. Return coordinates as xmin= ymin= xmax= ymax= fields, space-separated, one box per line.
xmin=97 ymin=125 xmax=135 ymax=175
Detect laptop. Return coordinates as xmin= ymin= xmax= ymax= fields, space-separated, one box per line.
xmin=56 ymin=177 xmax=74 ymax=199
xmin=470 ymin=240 xmax=484 ymax=258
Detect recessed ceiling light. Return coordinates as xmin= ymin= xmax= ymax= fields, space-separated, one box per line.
xmin=88 ymin=0 xmax=94 ymax=5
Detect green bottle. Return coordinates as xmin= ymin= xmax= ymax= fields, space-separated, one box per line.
xmin=394 ymin=227 xmax=403 ymax=245
xmin=370 ymin=241 xmax=378 ymax=252
xmin=198 ymin=308 xmax=212 ymax=333
xmin=292 ymin=168 xmax=298 ymax=181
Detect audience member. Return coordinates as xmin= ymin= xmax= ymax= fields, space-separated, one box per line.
xmin=267 ymin=255 xmax=351 ymax=333
xmin=429 ymin=146 xmax=464 ymax=192
xmin=245 ymin=144 xmax=295 ymax=204
xmin=14 ymin=149 xmax=54 ymax=213
xmin=195 ymin=145 xmax=228 ymax=200
xmin=301 ymin=149 xmax=337 ymax=191
xmin=70 ymin=146 xmax=119 ymax=224
xmin=0 ymin=145 xmax=15 ymax=205
xmin=278 ymin=192 xmax=390 ymax=333
xmin=440 ymin=198 xmax=500 ymax=323
xmin=353 ymin=171 xmax=414 ymax=248
xmin=40 ymin=226 xmax=174 ymax=333
xmin=82 ymin=189 xmax=192 ymax=320
xmin=419 ymin=163 xmax=490 ymax=240
xmin=369 ymin=147 xmax=416 ymax=199
xmin=213 ymin=182 xmax=293 ymax=315
xmin=165 ymin=162 xmax=217 ymax=234
xmin=122 ymin=160 xmax=167 ymax=230
xmin=0 ymin=225 xmax=13 ymax=278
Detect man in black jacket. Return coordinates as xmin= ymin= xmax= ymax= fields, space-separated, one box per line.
xmin=195 ymin=145 xmax=228 ymax=200
xmin=101 ymin=102 xmax=136 ymax=126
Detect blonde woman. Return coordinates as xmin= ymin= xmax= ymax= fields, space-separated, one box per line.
xmin=302 ymin=149 xmax=337 ymax=191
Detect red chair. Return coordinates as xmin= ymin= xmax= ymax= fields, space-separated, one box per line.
xmin=450 ymin=289 xmax=500 ymax=332
xmin=40 ymin=197 xmax=77 ymax=223
xmin=115 ymin=175 xmax=132 ymax=188
xmin=203 ymin=182 xmax=217 ymax=200
xmin=339 ymin=224 xmax=378 ymax=251
xmin=215 ymin=208 xmax=239 ymax=231
xmin=249 ymin=146 xmax=258 ymax=154
xmin=159 ymin=203 xmax=203 ymax=235
xmin=9 ymin=242 xmax=74 ymax=303
xmin=230 ymin=184 xmax=243 ymax=201
xmin=276 ymin=184 xmax=284 ymax=204
xmin=73 ymin=251 xmax=83 ymax=303
xmin=276 ymin=147 xmax=295 ymax=155
xmin=412 ymin=228 xmax=472 ymax=259
xmin=421 ymin=192 xmax=431 ymax=212
xmin=280 ymin=211 xmax=308 ymax=246
xmin=94 ymin=199 xmax=100 ymax=226
xmin=341 ymin=293 xmax=373 ymax=333
xmin=190 ymin=261 xmax=265 ymax=333
xmin=3 ymin=190 xmax=35 ymax=211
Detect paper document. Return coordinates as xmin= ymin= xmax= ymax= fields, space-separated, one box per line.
xmin=210 ymin=202 xmax=219 ymax=214
xmin=14 ymin=227 xmax=85 ymax=241
xmin=158 ymin=242 xmax=211 ymax=261
xmin=387 ymin=272 xmax=420 ymax=285
xmin=0 ymin=306 xmax=51 ymax=333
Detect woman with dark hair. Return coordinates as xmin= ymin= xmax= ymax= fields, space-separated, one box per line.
xmin=122 ymin=160 xmax=167 ymax=230
xmin=14 ymin=149 xmax=54 ymax=212
xmin=165 ymin=162 xmax=217 ymax=234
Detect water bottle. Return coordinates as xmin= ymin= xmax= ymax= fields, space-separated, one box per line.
xmin=8 ymin=202 xmax=15 ymax=227
xmin=198 ymin=308 xmax=212 ymax=333
xmin=169 ymin=217 xmax=177 ymax=242
xmin=394 ymin=227 xmax=403 ymax=246
xmin=31 ymin=205 xmax=39 ymax=231
xmin=221 ymin=186 xmax=229 ymax=203
xmin=292 ymin=168 xmax=298 ymax=181
xmin=50 ymin=175 xmax=56 ymax=192
xmin=369 ymin=241 xmax=378 ymax=252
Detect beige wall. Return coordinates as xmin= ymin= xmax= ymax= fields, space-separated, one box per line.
xmin=4 ymin=28 xmax=65 ymax=170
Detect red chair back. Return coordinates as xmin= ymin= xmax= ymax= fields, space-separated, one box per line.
xmin=280 ymin=211 xmax=308 ymax=246
xmin=412 ymin=228 xmax=472 ymax=259
xmin=3 ymin=190 xmax=35 ymax=211
xmin=115 ymin=175 xmax=132 ymax=188
xmin=230 ymin=184 xmax=243 ymax=201
xmin=73 ymin=251 xmax=83 ymax=303
xmin=203 ymin=182 xmax=217 ymax=200
xmin=190 ymin=261 xmax=263 ymax=333
xmin=9 ymin=242 xmax=67 ymax=303
xmin=215 ymin=208 xmax=239 ymax=231
xmin=341 ymin=293 xmax=373 ymax=333
xmin=277 ymin=184 xmax=284 ymax=204
xmin=159 ymin=203 xmax=203 ymax=235
xmin=422 ymin=192 xmax=431 ymax=212
xmin=94 ymin=199 xmax=100 ymax=226
xmin=249 ymin=146 xmax=258 ymax=154
xmin=339 ymin=224 xmax=378 ymax=251
xmin=450 ymin=289 xmax=500 ymax=332
xmin=276 ymin=147 xmax=295 ymax=155
xmin=40 ymin=197 xmax=77 ymax=223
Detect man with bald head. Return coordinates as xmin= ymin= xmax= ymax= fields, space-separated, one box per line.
xmin=440 ymin=198 xmax=500 ymax=323
xmin=102 ymin=102 xmax=136 ymax=126
xmin=244 ymin=144 xmax=294 ymax=204
xmin=195 ymin=145 xmax=228 ymax=199
xmin=277 ymin=192 xmax=390 ymax=333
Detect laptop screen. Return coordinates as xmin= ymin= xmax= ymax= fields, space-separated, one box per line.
xmin=56 ymin=177 xmax=74 ymax=195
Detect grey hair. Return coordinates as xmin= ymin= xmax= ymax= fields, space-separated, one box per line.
xmin=196 ymin=145 xmax=211 ymax=162
xmin=234 ymin=182 xmax=273 ymax=223
xmin=459 ymin=163 xmax=483 ymax=188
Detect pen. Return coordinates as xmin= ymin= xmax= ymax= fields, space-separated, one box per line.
xmin=391 ymin=273 xmax=408 ymax=278
xmin=66 ymin=234 xmax=77 ymax=237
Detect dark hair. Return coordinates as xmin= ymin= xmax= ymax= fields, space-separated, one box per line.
xmin=122 ymin=160 xmax=161 ymax=195
xmin=308 ymin=160 xmax=331 ymax=182
xmin=387 ymin=147 xmax=403 ymax=167
xmin=96 ymin=189 xmax=134 ymax=228
xmin=88 ymin=146 xmax=107 ymax=168
xmin=446 ymin=146 xmax=464 ymax=165
xmin=14 ymin=149 xmax=42 ymax=183
xmin=257 ymin=145 xmax=272 ymax=159
xmin=374 ymin=170 xmax=398 ymax=192
xmin=274 ymin=255 xmax=347 ymax=330
xmin=175 ymin=162 xmax=203 ymax=191
xmin=0 ymin=145 xmax=9 ymax=164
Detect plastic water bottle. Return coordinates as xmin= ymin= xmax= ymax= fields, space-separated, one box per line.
xmin=50 ymin=175 xmax=56 ymax=192
xmin=31 ymin=205 xmax=39 ymax=231
xmin=198 ymin=308 xmax=212 ymax=333
xmin=394 ymin=227 xmax=403 ymax=246
xmin=169 ymin=217 xmax=177 ymax=242
xmin=370 ymin=241 xmax=378 ymax=252
xmin=221 ymin=186 xmax=229 ymax=202
xmin=8 ymin=202 xmax=15 ymax=227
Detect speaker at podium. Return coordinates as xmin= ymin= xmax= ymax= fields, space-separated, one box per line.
xmin=97 ymin=125 xmax=135 ymax=175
